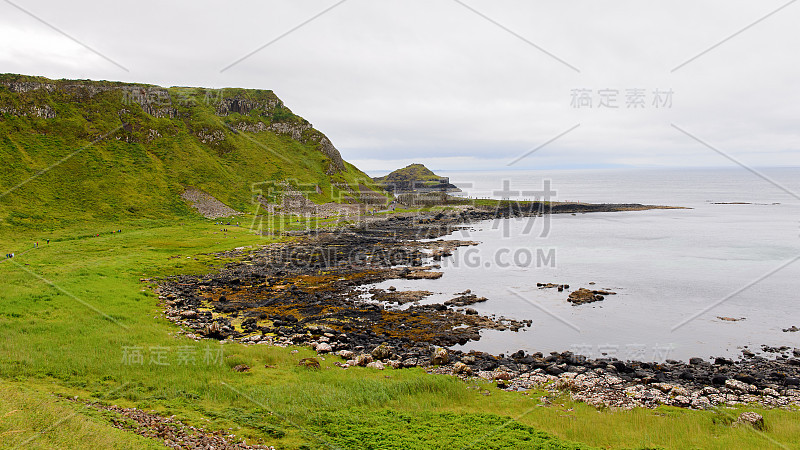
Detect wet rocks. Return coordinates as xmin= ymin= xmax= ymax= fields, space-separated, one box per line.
xmin=537 ymin=283 xmax=569 ymax=292
xmin=567 ymin=288 xmax=615 ymax=305
xmin=718 ymin=316 xmax=745 ymax=322
xmin=783 ymin=325 xmax=799 ymax=332
xmin=444 ymin=294 xmax=488 ymax=307
xmin=370 ymin=289 xmax=432 ymax=304
xmin=402 ymin=268 xmax=444 ymax=280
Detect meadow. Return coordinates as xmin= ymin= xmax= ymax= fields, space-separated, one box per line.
xmin=1 ymin=215 xmax=798 ymax=449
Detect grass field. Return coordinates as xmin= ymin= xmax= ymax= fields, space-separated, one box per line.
xmin=0 ymin=215 xmax=798 ymax=449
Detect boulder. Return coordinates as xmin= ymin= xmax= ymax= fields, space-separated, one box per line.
xmin=232 ymin=364 xmax=250 ymax=372
xmin=453 ymin=362 xmax=472 ymax=375
xmin=371 ymin=343 xmax=393 ymax=360
xmin=735 ymin=412 xmax=764 ymax=431
xmin=316 ymin=343 xmax=333 ymax=353
xmin=366 ymin=361 xmax=385 ymax=370
xmin=355 ymin=354 xmax=373 ymax=367
xmin=432 ymin=347 xmax=449 ymax=365
xmin=337 ymin=350 xmax=355 ymax=359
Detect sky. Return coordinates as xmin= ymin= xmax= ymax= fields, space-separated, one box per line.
xmin=1 ymin=0 xmax=799 ymax=174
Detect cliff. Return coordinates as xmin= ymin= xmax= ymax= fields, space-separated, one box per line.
xmin=0 ymin=74 xmax=381 ymax=228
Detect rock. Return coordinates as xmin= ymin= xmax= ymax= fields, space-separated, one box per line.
xmin=366 ymin=361 xmax=385 ymax=370
xmin=717 ymin=316 xmax=745 ymax=322
xmin=714 ymin=357 xmax=734 ymax=366
xmin=465 ymin=308 xmax=478 ymax=315
xmin=232 ymin=364 xmax=250 ymax=372
xmin=432 ymin=347 xmax=449 ymax=365
xmin=298 ymin=358 xmax=320 ymax=369
xmin=566 ymin=288 xmax=611 ymax=306
xmin=453 ymin=362 xmax=472 ymax=375
xmin=371 ymin=343 xmax=393 ymax=360
xmin=180 ymin=310 xmax=198 ymax=319
xmin=689 ymin=357 xmax=704 ymax=365
xmin=734 ymin=412 xmax=764 ymax=431
xmin=691 ymin=396 xmax=712 ymax=409
xmin=337 ymin=350 xmax=354 ymax=359
xmin=493 ymin=370 xmax=512 ymax=381
xmin=316 ymin=343 xmax=333 ymax=353
xmin=762 ymin=388 xmax=780 ymax=397
xmin=725 ymin=379 xmax=756 ymax=393
xmin=444 ymin=294 xmax=488 ymax=307
xmin=355 ymin=354 xmax=373 ymax=367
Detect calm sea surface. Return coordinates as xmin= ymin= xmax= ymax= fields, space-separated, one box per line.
xmin=368 ymin=167 xmax=800 ymax=361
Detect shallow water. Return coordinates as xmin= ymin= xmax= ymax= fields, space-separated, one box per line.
xmin=369 ymin=167 xmax=800 ymax=361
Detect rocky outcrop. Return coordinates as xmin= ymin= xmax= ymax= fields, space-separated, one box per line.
xmin=567 ymin=288 xmax=616 ymax=305
xmin=180 ymin=188 xmax=241 ymax=219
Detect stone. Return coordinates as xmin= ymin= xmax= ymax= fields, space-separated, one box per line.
xmin=366 ymin=361 xmax=385 ymax=370
xmin=355 ymin=354 xmax=373 ymax=367
xmin=316 ymin=343 xmax=333 ymax=353
xmin=734 ymin=412 xmax=764 ymax=431
xmin=493 ymin=370 xmax=512 ymax=381
xmin=180 ymin=310 xmax=198 ymax=319
xmin=432 ymin=347 xmax=449 ymax=365
xmin=725 ymin=379 xmax=756 ymax=393
xmin=453 ymin=362 xmax=472 ymax=375
xmin=337 ymin=350 xmax=354 ymax=359
xmin=371 ymin=343 xmax=393 ymax=360
xmin=298 ymin=358 xmax=320 ymax=369
xmin=232 ymin=364 xmax=250 ymax=372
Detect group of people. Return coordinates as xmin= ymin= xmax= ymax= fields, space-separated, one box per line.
xmin=5 ymin=229 xmax=123 ymax=260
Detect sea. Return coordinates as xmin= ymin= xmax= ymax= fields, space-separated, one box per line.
xmin=366 ymin=167 xmax=800 ymax=362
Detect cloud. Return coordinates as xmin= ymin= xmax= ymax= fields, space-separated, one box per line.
xmin=1 ymin=0 xmax=798 ymax=171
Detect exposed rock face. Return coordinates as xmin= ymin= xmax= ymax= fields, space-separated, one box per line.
xmin=180 ymin=188 xmax=241 ymax=219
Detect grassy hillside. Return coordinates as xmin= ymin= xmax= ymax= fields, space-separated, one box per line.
xmin=0 ymin=74 xmax=381 ymax=231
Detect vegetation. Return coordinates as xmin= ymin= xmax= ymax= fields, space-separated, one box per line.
xmin=0 ymin=74 xmax=382 ymax=231
xmin=373 ymin=163 xmax=457 ymax=192
xmin=0 ymin=75 xmax=797 ymax=449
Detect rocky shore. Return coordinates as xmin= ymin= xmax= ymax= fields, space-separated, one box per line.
xmin=155 ymin=204 xmax=800 ymax=411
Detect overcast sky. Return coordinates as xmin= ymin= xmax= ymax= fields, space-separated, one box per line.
xmin=1 ymin=0 xmax=798 ymax=174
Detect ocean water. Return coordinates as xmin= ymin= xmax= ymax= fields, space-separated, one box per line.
xmin=369 ymin=167 xmax=800 ymax=362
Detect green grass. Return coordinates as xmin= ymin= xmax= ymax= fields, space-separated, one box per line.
xmin=0 ymin=216 xmax=798 ymax=449
xmin=0 ymin=74 xmax=385 ymax=231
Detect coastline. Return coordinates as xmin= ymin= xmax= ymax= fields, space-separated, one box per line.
xmin=156 ymin=203 xmax=800 ymax=411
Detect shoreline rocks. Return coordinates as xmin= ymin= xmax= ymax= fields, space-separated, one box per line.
xmin=154 ymin=207 xmax=800 ymax=411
